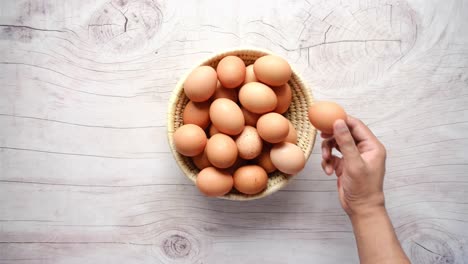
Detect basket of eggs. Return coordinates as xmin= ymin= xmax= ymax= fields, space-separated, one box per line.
xmin=167 ymin=48 xmax=317 ymax=200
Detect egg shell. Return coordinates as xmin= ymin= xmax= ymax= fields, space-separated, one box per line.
xmin=212 ymin=81 xmax=238 ymax=102
xmin=235 ymin=126 xmax=263 ymax=160
xmin=233 ymin=165 xmax=268 ymax=195
xmin=239 ymin=82 xmax=277 ymax=114
xmin=244 ymin=64 xmax=258 ymax=84
xmin=192 ymin=147 xmax=211 ymax=170
xmin=254 ymin=55 xmax=292 ymax=86
xmin=273 ymin=83 xmax=292 ymax=114
xmin=256 ymin=147 xmax=276 ymax=173
xmin=308 ymin=101 xmax=347 ymax=134
xmin=196 ymin=167 xmax=233 ymax=197
xmin=206 ymin=133 xmax=238 ymax=169
xmin=173 ymin=124 xmax=207 ymax=157
xmin=270 ymin=142 xmax=305 ymax=175
xmin=210 ymin=98 xmax=245 ymax=135
xmin=183 ymin=101 xmax=211 ymax=129
xmin=284 ymin=120 xmax=298 ymax=144
xmin=241 ymin=107 xmax=260 ymax=127
xmin=257 ymin=113 xmax=290 ymax=143
xmin=183 ymin=66 xmax=217 ymax=102
xmin=217 ymin=56 xmax=246 ymax=88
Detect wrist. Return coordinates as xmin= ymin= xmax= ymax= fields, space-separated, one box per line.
xmin=350 ymin=204 xmax=387 ymax=224
xmin=347 ymin=191 xmax=386 ymax=220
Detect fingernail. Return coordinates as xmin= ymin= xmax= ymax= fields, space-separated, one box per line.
xmin=335 ymin=120 xmax=347 ymax=133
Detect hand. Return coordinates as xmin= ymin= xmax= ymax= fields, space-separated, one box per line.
xmin=321 ymin=116 xmax=386 ymax=217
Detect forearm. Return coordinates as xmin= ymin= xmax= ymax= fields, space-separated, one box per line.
xmin=351 ymin=207 xmax=410 ymax=264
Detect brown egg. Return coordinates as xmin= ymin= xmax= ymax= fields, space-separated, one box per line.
xmin=173 ymin=124 xmax=207 ymax=157
xmin=183 ymin=101 xmax=211 ymax=129
xmin=206 ymin=133 xmax=238 ymax=168
xmin=257 ymin=113 xmax=290 ymax=143
xmin=273 ymin=83 xmax=292 ymax=114
xmin=233 ymin=165 xmax=268 ymax=195
xmin=270 ymin=142 xmax=305 ymax=174
xmin=192 ymin=147 xmax=211 ymax=170
xmin=235 ymin=126 xmax=263 ymax=160
xmin=208 ymin=125 xmax=220 ymax=137
xmin=244 ymin=64 xmax=258 ymax=83
xmin=210 ymin=98 xmax=245 ymax=135
xmin=217 ymin=56 xmax=246 ymax=88
xmin=254 ymin=55 xmax=292 ymax=86
xmin=241 ymin=107 xmax=260 ymax=126
xmin=308 ymin=101 xmax=347 ymax=134
xmin=196 ymin=167 xmax=233 ymax=197
xmin=285 ymin=120 xmax=297 ymax=144
xmin=183 ymin=66 xmax=217 ymax=102
xmin=212 ymin=81 xmax=238 ymax=102
xmin=239 ymin=82 xmax=277 ymax=114
xmin=256 ymin=147 xmax=276 ymax=173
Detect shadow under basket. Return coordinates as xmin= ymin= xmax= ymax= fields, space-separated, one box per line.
xmin=167 ymin=48 xmax=317 ymax=201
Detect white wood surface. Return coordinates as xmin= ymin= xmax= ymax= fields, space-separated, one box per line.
xmin=1 ymin=0 xmax=467 ymax=263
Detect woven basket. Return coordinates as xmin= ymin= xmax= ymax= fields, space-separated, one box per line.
xmin=167 ymin=48 xmax=316 ymax=201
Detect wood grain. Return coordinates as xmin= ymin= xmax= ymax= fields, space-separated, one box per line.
xmin=1 ymin=0 xmax=467 ymax=263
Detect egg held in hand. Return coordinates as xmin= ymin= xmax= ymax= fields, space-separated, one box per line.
xmin=308 ymin=101 xmax=347 ymax=134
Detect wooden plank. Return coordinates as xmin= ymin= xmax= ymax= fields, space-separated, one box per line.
xmin=1 ymin=0 xmax=468 ymax=263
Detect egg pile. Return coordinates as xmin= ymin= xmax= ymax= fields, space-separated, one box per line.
xmin=173 ymin=55 xmax=306 ymax=197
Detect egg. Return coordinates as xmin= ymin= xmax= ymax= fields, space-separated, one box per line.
xmin=206 ymin=133 xmax=238 ymax=168
xmin=285 ymin=120 xmax=297 ymax=144
xmin=241 ymin=107 xmax=260 ymax=126
xmin=208 ymin=124 xmax=220 ymax=137
xmin=183 ymin=101 xmax=211 ymax=129
xmin=196 ymin=167 xmax=233 ymax=197
xmin=254 ymin=55 xmax=292 ymax=86
xmin=256 ymin=113 xmax=290 ymax=143
xmin=183 ymin=66 xmax=217 ymax=102
xmin=239 ymin=82 xmax=277 ymax=114
xmin=233 ymin=165 xmax=268 ymax=195
xmin=244 ymin=64 xmax=258 ymax=83
xmin=256 ymin=147 xmax=276 ymax=173
xmin=210 ymin=98 xmax=245 ymax=135
xmin=270 ymin=142 xmax=305 ymax=174
xmin=308 ymin=101 xmax=347 ymax=134
xmin=273 ymin=83 xmax=292 ymax=114
xmin=235 ymin=126 xmax=263 ymax=160
xmin=212 ymin=81 xmax=238 ymax=102
xmin=192 ymin=147 xmax=211 ymax=170
xmin=217 ymin=56 xmax=246 ymax=88
xmin=173 ymin=124 xmax=207 ymax=157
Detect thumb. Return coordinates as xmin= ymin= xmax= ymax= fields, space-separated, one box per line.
xmin=333 ymin=119 xmax=361 ymax=163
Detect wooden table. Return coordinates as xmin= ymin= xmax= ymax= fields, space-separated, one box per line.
xmin=1 ymin=0 xmax=467 ymax=263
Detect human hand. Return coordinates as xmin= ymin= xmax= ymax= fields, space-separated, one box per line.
xmin=321 ymin=116 xmax=386 ymax=217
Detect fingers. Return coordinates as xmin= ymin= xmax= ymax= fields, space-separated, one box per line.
xmin=321 ymin=155 xmax=342 ymax=176
xmin=346 ymin=116 xmax=378 ymax=144
xmin=321 ymin=138 xmax=335 ymax=160
xmin=333 ymin=119 xmax=362 ymax=163
xmin=320 ymin=133 xmax=333 ymax=139
xmin=321 ymin=159 xmax=333 ymax=175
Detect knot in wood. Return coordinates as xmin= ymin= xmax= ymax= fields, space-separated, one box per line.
xmin=162 ymin=234 xmax=192 ymax=259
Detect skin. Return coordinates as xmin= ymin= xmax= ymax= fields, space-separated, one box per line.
xmin=321 ymin=116 xmax=410 ymax=264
